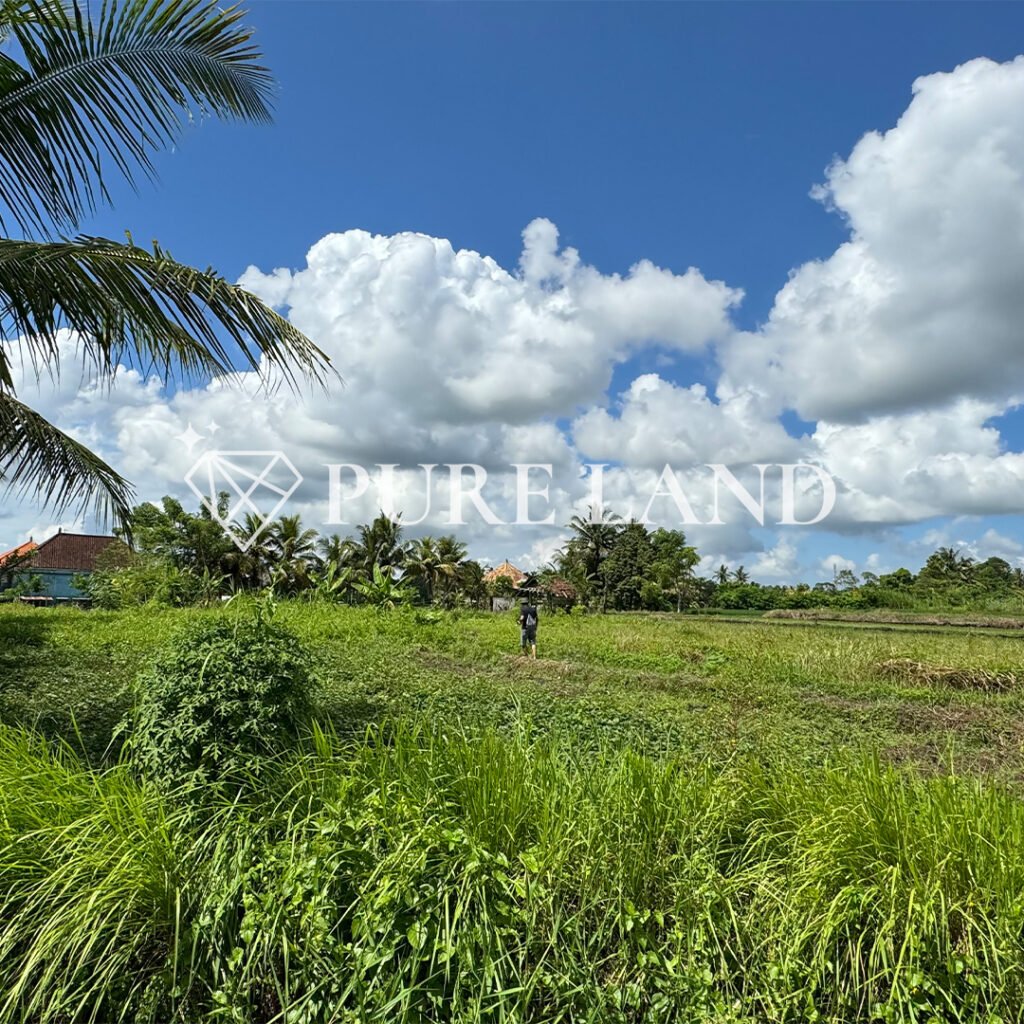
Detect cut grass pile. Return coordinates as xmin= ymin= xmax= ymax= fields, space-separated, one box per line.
xmin=2 ymin=721 xmax=1024 ymax=1023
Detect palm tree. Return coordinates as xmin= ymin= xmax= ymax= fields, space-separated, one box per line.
xmin=404 ymin=535 xmax=443 ymax=604
xmin=435 ymin=534 xmax=467 ymax=607
xmin=567 ymin=505 xmax=620 ymax=610
xmin=226 ymin=512 xmax=274 ymax=590
xmin=267 ymin=514 xmax=319 ymax=595
xmin=715 ymin=564 xmax=730 ymax=585
xmin=567 ymin=506 xmax=621 ymax=576
xmin=922 ymin=546 xmax=975 ymax=588
xmin=732 ymin=565 xmax=750 ymax=584
xmin=458 ymin=559 xmax=487 ymax=609
xmin=0 ymin=0 xmax=330 ymax=529
xmin=317 ymin=533 xmax=354 ymax=569
xmin=353 ymin=512 xmax=407 ymax=574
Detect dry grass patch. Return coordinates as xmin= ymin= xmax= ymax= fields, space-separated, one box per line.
xmin=876 ymin=657 xmax=1018 ymax=692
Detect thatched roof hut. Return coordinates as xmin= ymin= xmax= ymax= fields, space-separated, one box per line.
xmin=483 ymin=560 xmax=526 ymax=586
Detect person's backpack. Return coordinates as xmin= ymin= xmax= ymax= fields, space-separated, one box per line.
xmin=525 ymin=609 xmax=537 ymax=627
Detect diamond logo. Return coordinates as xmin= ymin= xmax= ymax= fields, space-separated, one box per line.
xmin=184 ymin=450 xmax=303 ymax=551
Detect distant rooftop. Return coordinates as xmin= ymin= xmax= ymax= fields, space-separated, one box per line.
xmin=0 ymin=540 xmax=38 ymax=563
xmin=483 ymin=559 xmax=526 ymax=584
xmin=27 ymin=532 xmax=118 ymax=572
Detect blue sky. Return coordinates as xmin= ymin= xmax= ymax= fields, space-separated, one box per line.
xmin=80 ymin=1 xmax=1023 ymax=324
xmin=9 ymin=1 xmax=1024 ymax=580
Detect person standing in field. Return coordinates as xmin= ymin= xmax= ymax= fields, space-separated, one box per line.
xmin=519 ymin=599 xmax=539 ymax=658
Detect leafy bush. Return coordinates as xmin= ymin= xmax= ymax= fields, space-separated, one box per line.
xmin=130 ymin=613 xmax=314 ymax=787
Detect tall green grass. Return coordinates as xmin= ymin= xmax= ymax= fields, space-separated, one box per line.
xmin=1 ymin=720 xmax=1022 ymax=1023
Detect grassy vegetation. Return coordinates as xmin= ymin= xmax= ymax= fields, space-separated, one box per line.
xmin=4 ymin=602 xmax=1024 ymax=774
xmin=3 ymin=603 xmax=1024 ymax=1021
xmin=765 ymin=608 xmax=1024 ymax=629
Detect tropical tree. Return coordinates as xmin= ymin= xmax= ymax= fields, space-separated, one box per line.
xmin=732 ymin=565 xmax=750 ymax=584
xmin=307 ymin=559 xmax=354 ymax=604
xmin=0 ymin=0 xmax=329 ymax=529
xmin=353 ymin=513 xmax=407 ymax=574
xmin=317 ymin=533 xmax=353 ymax=568
xmin=127 ymin=494 xmax=234 ymax=577
xmin=600 ymin=520 xmax=655 ymax=611
xmin=650 ymin=528 xmax=699 ymax=612
xmin=918 ymin=547 xmax=975 ymax=590
xmin=226 ymin=512 xmax=275 ymax=590
xmin=566 ymin=505 xmax=621 ymax=609
xmin=434 ymin=535 xmax=468 ymax=607
xmin=458 ymin=559 xmax=487 ymax=609
xmin=353 ymin=563 xmax=412 ymax=612
xmin=715 ymin=564 xmax=730 ymax=585
xmin=404 ymin=535 xmax=444 ymax=604
xmin=267 ymin=514 xmax=318 ymax=595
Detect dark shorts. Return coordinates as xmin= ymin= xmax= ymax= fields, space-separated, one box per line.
xmin=521 ymin=627 xmax=537 ymax=646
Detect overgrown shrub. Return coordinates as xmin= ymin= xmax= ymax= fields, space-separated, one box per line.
xmin=130 ymin=613 xmax=314 ymax=788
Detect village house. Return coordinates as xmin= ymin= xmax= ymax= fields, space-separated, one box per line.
xmin=0 ymin=531 xmax=118 ymax=604
xmin=483 ymin=559 xmax=577 ymax=612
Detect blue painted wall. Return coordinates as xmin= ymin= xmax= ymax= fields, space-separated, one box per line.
xmin=21 ymin=569 xmax=89 ymax=601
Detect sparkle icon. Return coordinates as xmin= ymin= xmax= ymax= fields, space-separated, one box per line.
xmin=184 ymin=450 xmax=303 ymax=550
xmin=175 ymin=421 xmax=204 ymax=454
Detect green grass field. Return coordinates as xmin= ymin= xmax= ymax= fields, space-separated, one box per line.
xmin=3 ymin=603 xmax=1024 ymax=1022
xmin=4 ymin=603 xmax=1024 ymax=774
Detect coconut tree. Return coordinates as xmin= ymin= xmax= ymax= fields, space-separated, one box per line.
xmin=732 ymin=565 xmax=750 ymax=584
xmin=267 ymin=514 xmax=319 ymax=595
xmin=404 ymin=535 xmax=443 ymax=604
xmin=434 ymin=534 xmax=467 ymax=607
xmin=458 ymin=559 xmax=487 ymax=609
xmin=566 ymin=505 xmax=621 ymax=610
xmin=715 ymin=564 xmax=730 ymax=585
xmin=0 ymin=0 xmax=329 ymax=529
xmin=317 ymin=533 xmax=354 ymax=569
xmin=226 ymin=512 xmax=274 ymax=590
xmin=353 ymin=512 xmax=407 ymax=575
xmin=567 ymin=506 xmax=621 ymax=576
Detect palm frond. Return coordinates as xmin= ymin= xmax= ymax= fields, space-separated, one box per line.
xmin=0 ymin=1 xmax=68 ymax=39
xmin=0 ymin=235 xmax=331 ymax=389
xmin=0 ymin=389 xmax=134 ymax=527
xmin=0 ymin=0 xmax=273 ymax=233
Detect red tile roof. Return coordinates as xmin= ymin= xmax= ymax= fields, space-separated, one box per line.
xmin=29 ymin=533 xmax=117 ymax=571
xmin=0 ymin=540 xmax=38 ymax=564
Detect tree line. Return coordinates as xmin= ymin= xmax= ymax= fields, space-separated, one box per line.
xmin=4 ymin=493 xmax=1022 ymax=614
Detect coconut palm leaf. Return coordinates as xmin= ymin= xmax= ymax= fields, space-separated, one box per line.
xmin=0 ymin=390 xmax=133 ymax=523
xmin=0 ymin=0 xmax=273 ymax=234
xmin=0 ymin=0 xmax=331 ymax=531
xmin=0 ymin=1 xmax=69 ymax=42
xmin=0 ymin=235 xmax=329 ymax=389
